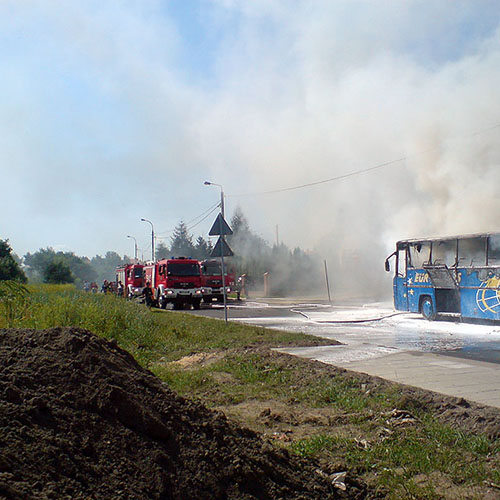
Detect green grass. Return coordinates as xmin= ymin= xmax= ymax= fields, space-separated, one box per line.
xmin=0 ymin=284 xmax=317 ymax=365
xmin=215 ymin=354 xmax=294 ymax=385
xmin=151 ymin=351 xmax=403 ymax=410
xmin=292 ymin=434 xmax=339 ymax=457
xmin=155 ymin=364 xmax=219 ymax=394
xmin=178 ymin=352 xmax=403 ymax=412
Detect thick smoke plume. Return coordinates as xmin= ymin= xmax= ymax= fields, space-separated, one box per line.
xmin=193 ymin=3 xmax=500 ymax=299
xmin=2 ymin=1 xmax=500 ymax=301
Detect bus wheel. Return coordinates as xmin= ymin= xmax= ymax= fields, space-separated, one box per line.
xmin=421 ymin=297 xmax=436 ymax=321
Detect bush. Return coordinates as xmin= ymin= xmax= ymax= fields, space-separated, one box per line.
xmin=43 ymin=260 xmax=74 ymax=284
xmin=0 ymin=240 xmax=26 ymax=283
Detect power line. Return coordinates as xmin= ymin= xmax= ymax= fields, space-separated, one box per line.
xmin=155 ymin=201 xmax=221 ymax=237
xmin=228 ymin=121 xmax=500 ymax=198
xmin=187 ymin=203 xmax=221 ymax=232
xmin=187 ymin=201 xmax=221 ymax=227
xmin=232 ymin=155 xmax=409 ymax=196
xmin=156 ymin=202 xmax=221 ymax=239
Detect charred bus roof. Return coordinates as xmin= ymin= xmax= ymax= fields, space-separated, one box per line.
xmin=396 ymin=232 xmax=500 ymax=249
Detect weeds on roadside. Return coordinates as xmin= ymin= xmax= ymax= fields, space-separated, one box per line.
xmin=0 ymin=280 xmax=30 ymax=327
xmin=291 ymin=419 xmax=499 ymax=499
xmin=1 ymin=285 xmax=162 ymax=365
xmin=1 ymin=285 xmax=319 ymax=367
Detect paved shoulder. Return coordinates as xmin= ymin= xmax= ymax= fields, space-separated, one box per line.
xmin=277 ymin=346 xmax=500 ymax=408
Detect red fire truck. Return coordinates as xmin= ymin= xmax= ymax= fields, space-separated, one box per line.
xmin=115 ymin=263 xmax=144 ymax=299
xmin=200 ymin=259 xmax=236 ymax=303
xmin=152 ymin=257 xmax=204 ymax=310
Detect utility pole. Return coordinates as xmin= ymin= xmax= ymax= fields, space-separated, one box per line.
xmin=140 ymin=218 xmax=155 ymax=262
xmin=324 ymin=259 xmax=331 ymax=303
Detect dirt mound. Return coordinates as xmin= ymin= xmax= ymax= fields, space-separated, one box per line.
xmin=0 ymin=328 xmax=364 ymax=499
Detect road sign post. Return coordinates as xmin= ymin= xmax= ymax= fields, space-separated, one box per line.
xmin=209 ymin=214 xmax=233 ymax=323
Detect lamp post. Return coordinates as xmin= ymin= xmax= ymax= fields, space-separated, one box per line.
xmin=140 ymin=218 xmax=155 ymax=262
xmin=204 ymin=181 xmax=225 ymax=217
xmin=126 ymin=235 xmax=138 ymax=262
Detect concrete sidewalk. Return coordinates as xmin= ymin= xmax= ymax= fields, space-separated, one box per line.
xmin=276 ymin=346 xmax=500 ymax=408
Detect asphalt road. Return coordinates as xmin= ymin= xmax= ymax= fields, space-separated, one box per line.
xmin=189 ymin=298 xmax=500 ymax=365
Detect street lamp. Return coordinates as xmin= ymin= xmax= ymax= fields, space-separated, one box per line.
xmin=140 ymin=218 xmax=155 ymax=262
xmin=126 ymin=235 xmax=138 ymax=262
xmin=204 ymin=180 xmax=224 ymax=217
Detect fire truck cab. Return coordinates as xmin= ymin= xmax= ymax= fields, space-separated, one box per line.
xmin=200 ymin=259 xmax=235 ymax=303
xmin=116 ymin=263 xmax=144 ymax=299
xmin=155 ymin=257 xmax=203 ymax=310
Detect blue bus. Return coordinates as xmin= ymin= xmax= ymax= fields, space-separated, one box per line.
xmin=385 ymin=232 xmax=500 ymax=321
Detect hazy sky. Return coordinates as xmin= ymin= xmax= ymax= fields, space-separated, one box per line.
xmin=2 ymin=0 xmax=500 ymax=263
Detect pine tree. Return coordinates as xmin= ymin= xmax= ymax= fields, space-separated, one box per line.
xmin=170 ymin=221 xmax=195 ymax=257
xmin=230 ymin=206 xmax=250 ymax=236
xmin=155 ymin=241 xmax=170 ymax=260
xmin=194 ymin=236 xmax=210 ymax=259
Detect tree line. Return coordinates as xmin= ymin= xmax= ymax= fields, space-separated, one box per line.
xmin=1 ymin=208 xmax=323 ymax=296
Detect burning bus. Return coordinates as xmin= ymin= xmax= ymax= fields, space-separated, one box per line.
xmin=385 ymin=232 xmax=500 ymax=321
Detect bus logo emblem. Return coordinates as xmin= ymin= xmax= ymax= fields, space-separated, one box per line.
xmin=476 ymin=276 xmax=500 ymax=313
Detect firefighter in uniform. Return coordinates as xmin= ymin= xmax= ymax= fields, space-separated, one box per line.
xmin=143 ymin=282 xmax=154 ymax=307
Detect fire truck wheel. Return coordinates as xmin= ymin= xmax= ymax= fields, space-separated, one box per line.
xmin=192 ymin=299 xmax=201 ymax=310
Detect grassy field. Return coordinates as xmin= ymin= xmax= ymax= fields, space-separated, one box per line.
xmin=1 ymin=283 xmax=499 ymax=499
xmin=0 ymin=282 xmax=324 ymax=364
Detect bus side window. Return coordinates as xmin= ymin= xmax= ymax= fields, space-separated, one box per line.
xmin=409 ymin=242 xmax=431 ymax=268
xmin=488 ymin=235 xmax=500 ymax=265
xmin=432 ymin=240 xmax=456 ymax=267
xmin=458 ymin=237 xmax=486 ymax=267
xmin=397 ymin=249 xmax=406 ymax=277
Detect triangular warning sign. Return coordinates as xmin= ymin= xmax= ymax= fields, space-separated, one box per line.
xmin=211 ymin=236 xmax=234 ymax=257
xmin=209 ymin=213 xmax=233 ymax=236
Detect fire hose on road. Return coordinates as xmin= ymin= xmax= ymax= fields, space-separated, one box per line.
xmin=290 ymin=308 xmax=408 ymax=324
